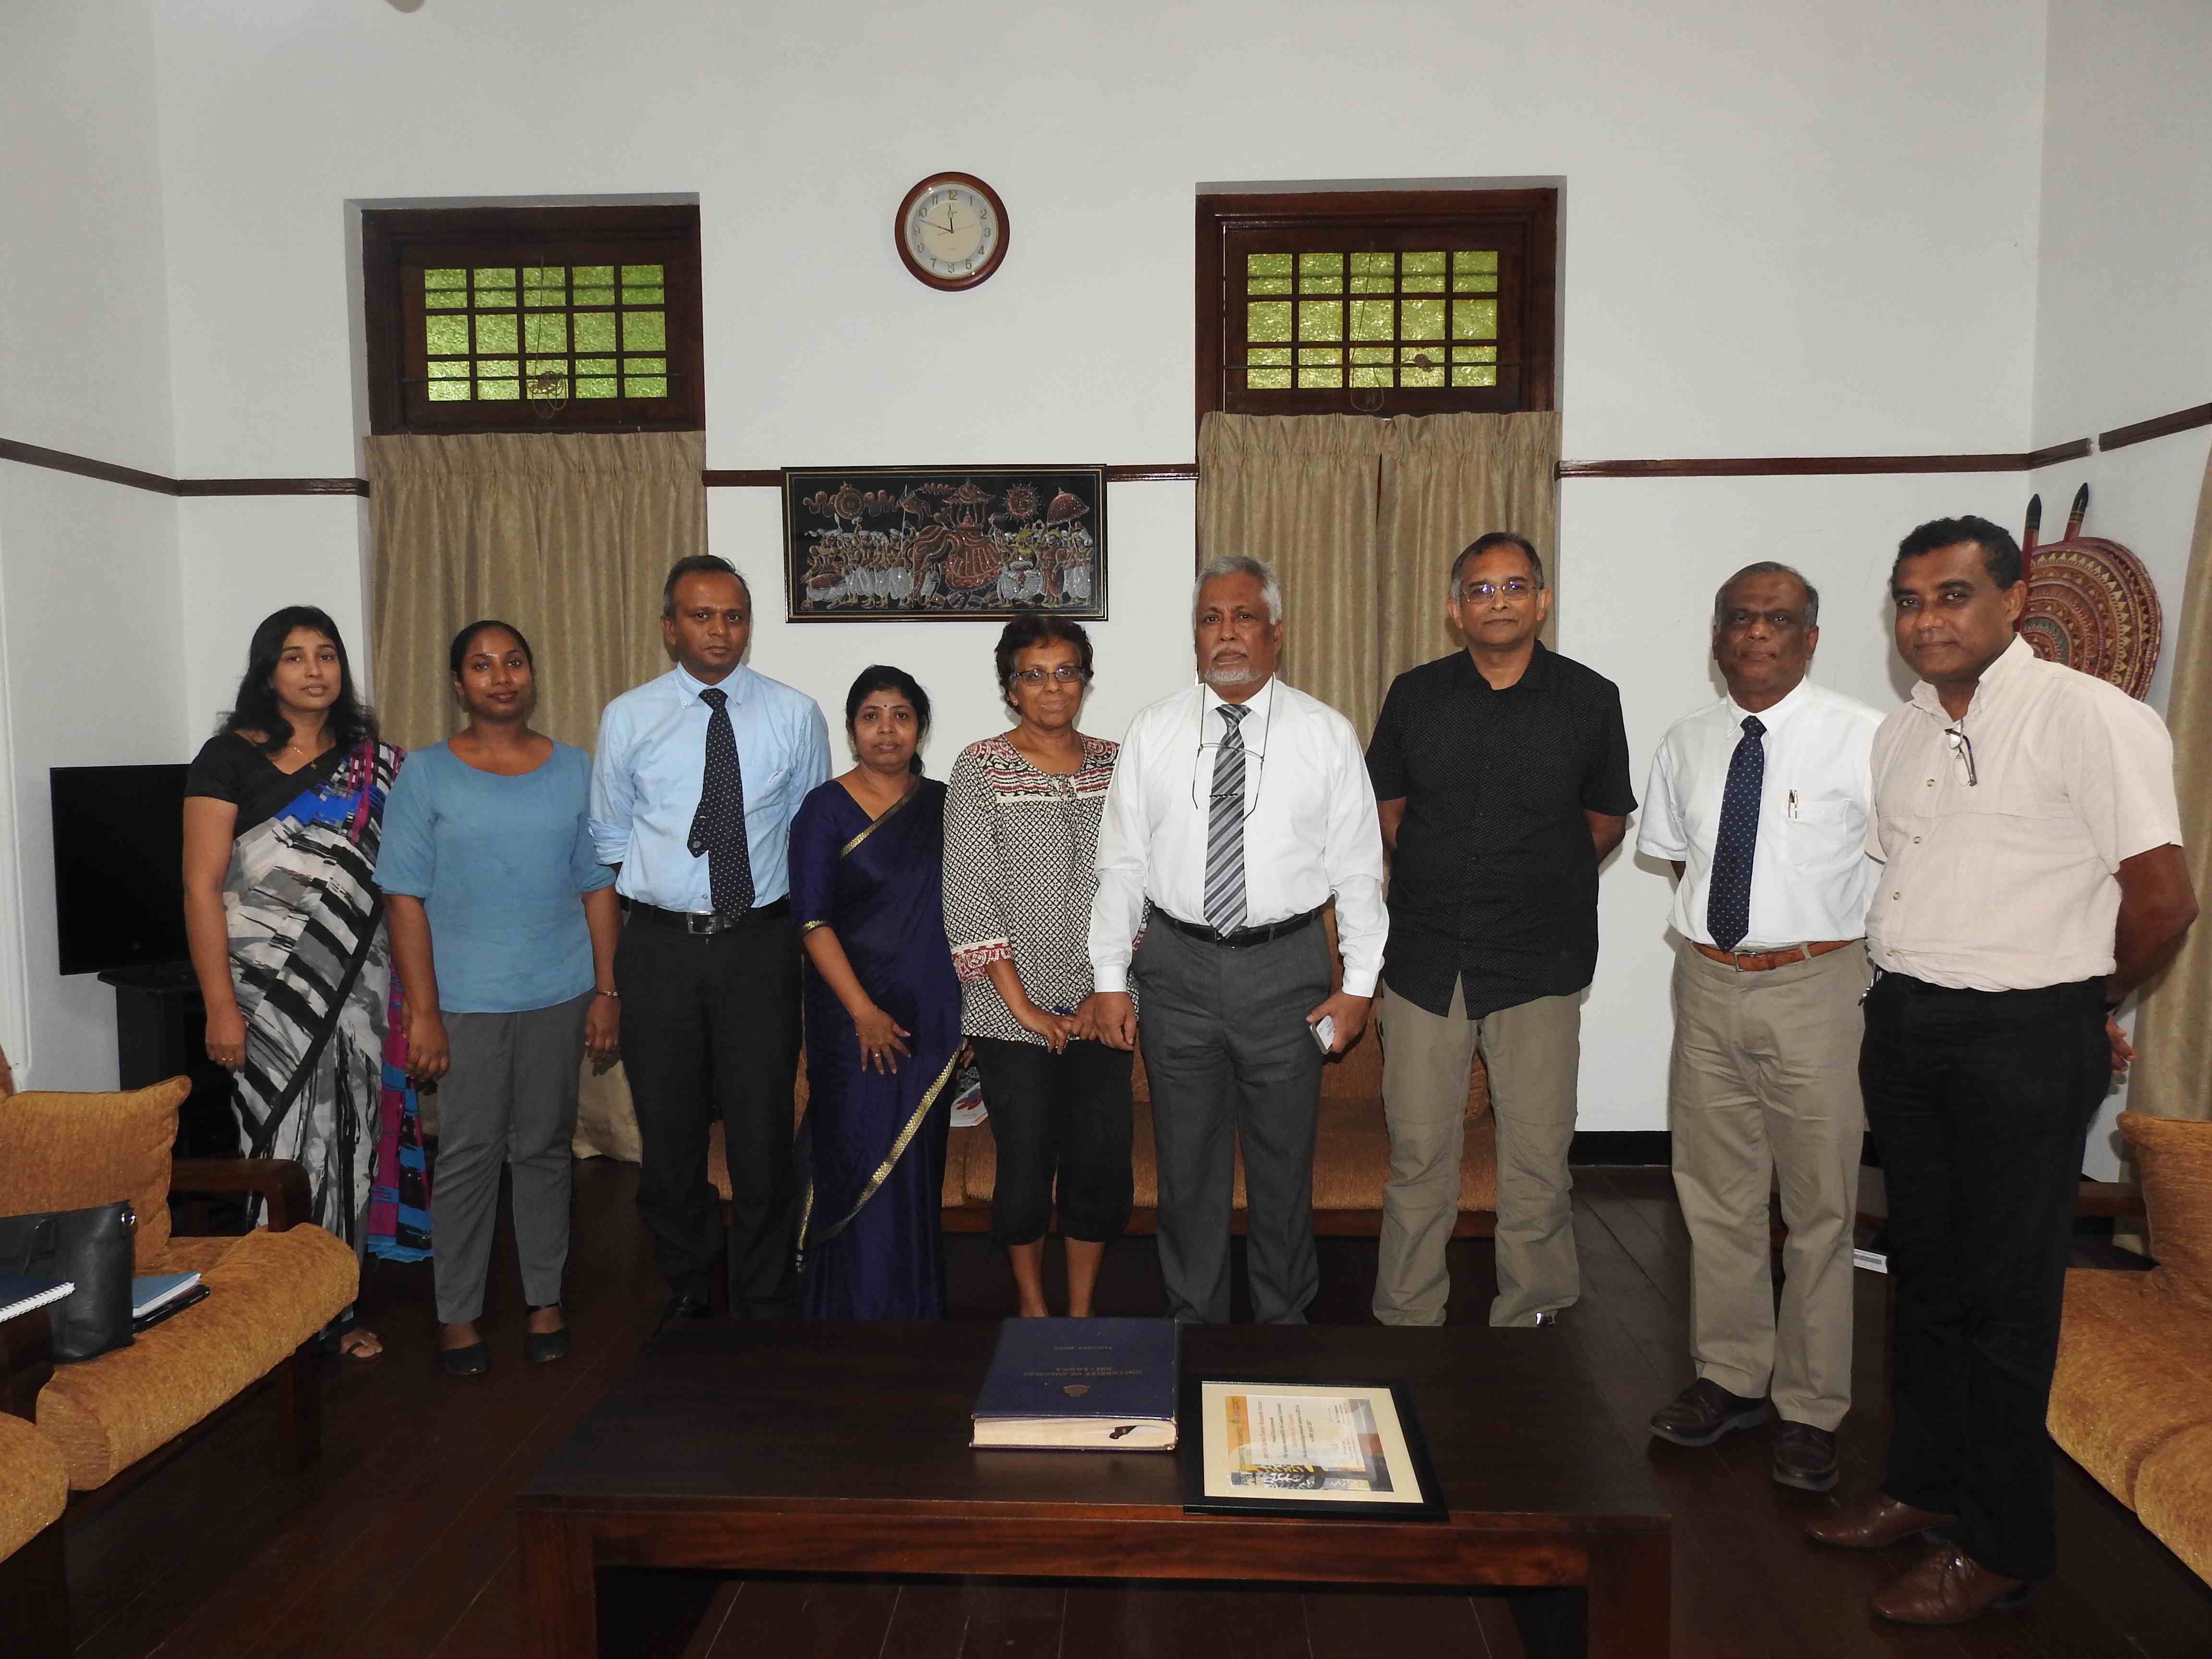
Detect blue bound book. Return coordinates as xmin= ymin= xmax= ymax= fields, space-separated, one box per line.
xmin=0 ymin=1275 xmax=74 ymax=1326
xmin=971 ymin=1317 xmax=1178 ymax=1451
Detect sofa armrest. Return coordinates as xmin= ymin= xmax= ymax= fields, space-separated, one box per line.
xmin=169 ymin=1158 xmax=312 ymax=1232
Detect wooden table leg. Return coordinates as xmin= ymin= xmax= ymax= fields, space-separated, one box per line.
xmin=517 ymin=1511 xmax=597 ymax=1659
xmin=1585 ymin=1530 xmax=1671 ymax=1658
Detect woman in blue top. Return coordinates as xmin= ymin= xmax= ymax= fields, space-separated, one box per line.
xmin=380 ymin=620 xmax=620 ymax=1376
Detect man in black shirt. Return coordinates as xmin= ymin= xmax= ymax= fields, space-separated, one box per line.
xmin=1367 ymin=532 xmax=1635 ymax=1327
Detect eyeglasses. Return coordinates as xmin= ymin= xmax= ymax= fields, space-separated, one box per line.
xmin=1456 ymin=578 xmax=1534 ymax=602
xmin=1188 ymin=685 xmax=1272 ymax=821
xmin=1945 ymin=727 xmax=1977 ymax=787
xmin=1010 ymin=665 xmax=1089 ymax=685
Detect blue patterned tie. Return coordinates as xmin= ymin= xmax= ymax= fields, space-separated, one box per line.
xmin=1203 ymin=704 xmax=1250 ymax=935
xmin=1706 ymin=714 xmax=1765 ymax=953
xmin=687 ymin=686 xmax=755 ymax=915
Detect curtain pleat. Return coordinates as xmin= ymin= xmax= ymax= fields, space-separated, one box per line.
xmin=1197 ymin=410 xmax=1562 ymax=742
xmin=366 ymin=429 xmax=706 ymax=1163
xmin=2127 ymin=442 xmax=2212 ymax=1129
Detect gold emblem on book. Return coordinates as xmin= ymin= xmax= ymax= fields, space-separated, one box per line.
xmin=1063 ymin=1384 xmax=1090 ymax=1397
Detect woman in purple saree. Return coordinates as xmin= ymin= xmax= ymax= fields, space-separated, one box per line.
xmin=790 ymin=666 xmax=962 ymax=1320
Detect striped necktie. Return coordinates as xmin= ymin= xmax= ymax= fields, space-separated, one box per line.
xmin=1203 ymin=703 xmax=1250 ymax=935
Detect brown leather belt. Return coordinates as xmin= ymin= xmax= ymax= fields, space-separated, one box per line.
xmin=1693 ymin=938 xmax=1857 ymax=973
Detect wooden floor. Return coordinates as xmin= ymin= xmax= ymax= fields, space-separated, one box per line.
xmin=61 ymin=1161 xmax=2212 ymax=1659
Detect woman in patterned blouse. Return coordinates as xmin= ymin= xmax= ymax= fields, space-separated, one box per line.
xmin=943 ymin=617 xmax=1135 ymax=1316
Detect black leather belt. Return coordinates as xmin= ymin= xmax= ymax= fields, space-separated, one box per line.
xmin=1155 ymin=906 xmax=1322 ymax=950
xmin=627 ymin=897 xmax=789 ymax=935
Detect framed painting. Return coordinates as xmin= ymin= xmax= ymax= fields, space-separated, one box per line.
xmin=781 ymin=465 xmax=1106 ymax=622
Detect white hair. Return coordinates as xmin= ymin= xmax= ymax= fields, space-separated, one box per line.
xmin=1192 ymin=553 xmax=1284 ymax=625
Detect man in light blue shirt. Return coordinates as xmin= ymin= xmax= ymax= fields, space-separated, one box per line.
xmin=590 ymin=553 xmax=830 ymax=1322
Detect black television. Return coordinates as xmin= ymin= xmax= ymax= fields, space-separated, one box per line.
xmin=51 ymin=763 xmax=191 ymax=976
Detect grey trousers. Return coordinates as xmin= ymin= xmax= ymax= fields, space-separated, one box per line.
xmin=1132 ymin=916 xmax=1333 ymax=1324
xmin=1668 ymin=934 xmax=1867 ymax=1430
xmin=429 ymin=992 xmax=592 ymax=1325
xmin=1375 ymin=981 xmax=1583 ymax=1327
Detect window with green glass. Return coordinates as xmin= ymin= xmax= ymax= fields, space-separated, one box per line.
xmin=1241 ymin=249 xmax=1502 ymax=392
xmin=362 ymin=205 xmax=702 ymax=434
xmin=1199 ymin=190 xmax=1556 ymax=418
xmin=421 ymin=262 xmax=673 ymax=404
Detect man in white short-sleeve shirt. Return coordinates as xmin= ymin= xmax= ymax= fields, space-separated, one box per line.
xmin=1807 ymin=517 xmax=2197 ymax=1627
xmin=1636 ymin=562 xmax=1881 ymax=1496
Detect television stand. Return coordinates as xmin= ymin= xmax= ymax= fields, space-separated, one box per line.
xmin=98 ymin=963 xmax=239 ymax=1160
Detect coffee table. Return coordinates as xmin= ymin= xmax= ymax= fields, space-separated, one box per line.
xmin=516 ymin=1322 xmax=1670 ymax=1657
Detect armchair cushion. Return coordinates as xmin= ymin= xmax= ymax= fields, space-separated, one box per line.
xmin=0 ymin=1077 xmax=190 ymax=1271
xmin=2134 ymin=1421 xmax=2212 ymax=1586
xmin=36 ymin=1222 xmax=355 ymax=1491
xmin=2049 ymin=1268 xmax=2212 ymax=1506
xmin=2118 ymin=1110 xmax=2212 ymax=1310
xmin=0 ymin=1412 xmax=66 ymax=1561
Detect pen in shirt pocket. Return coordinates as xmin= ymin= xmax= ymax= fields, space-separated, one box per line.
xmin=1788 ymin=789 xmax=1799 ymax=819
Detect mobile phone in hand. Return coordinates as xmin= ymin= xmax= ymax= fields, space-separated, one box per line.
xmin=1310 ymin=1014 xmax=1336 ymax=1053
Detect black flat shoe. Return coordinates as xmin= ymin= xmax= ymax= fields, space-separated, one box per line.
xmin=437 ymin=1342 xmax=489 ymax=1377
xmin=526 ymin=1326 xmax=572 ymax=1364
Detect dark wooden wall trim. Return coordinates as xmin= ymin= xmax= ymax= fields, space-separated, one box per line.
xmin=2100 ymin=401 xmax=2212 ymax=456
xmin=176 ymin=477 xmax=369 ymax=497
xmin=0 ymin=437 xmax=180 ymax=497
xmin=16 ymin=405 xmax=2210 ymax=501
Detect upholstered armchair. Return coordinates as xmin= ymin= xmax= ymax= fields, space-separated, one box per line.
xmin=0 ymin=1075 xmax=357 ymax=1499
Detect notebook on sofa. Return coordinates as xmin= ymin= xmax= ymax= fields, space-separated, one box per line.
xmin=0 ymin=1274 xmax=75 ymax=1325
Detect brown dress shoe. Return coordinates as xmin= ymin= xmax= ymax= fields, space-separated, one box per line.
xmin=1870 ymin=1542 xmax=2027 ymax=1624
xmin=1771 ymin=1422 xmax=1838 ymax=1492
xmin=1805 ymin=1491 xmax=1958 ymax=1549
xmin=1648 ymin=1378 xmax=1767 ymax=1447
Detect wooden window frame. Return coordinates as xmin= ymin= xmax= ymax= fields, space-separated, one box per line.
xmin=361 ymin=204 xmax=704 ymax=436
xmin=1195 ymin=189 xmax=1557 ymax=430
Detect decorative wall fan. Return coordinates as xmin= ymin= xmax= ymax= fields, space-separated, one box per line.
xmin=2017 ymin=484 xmax=2163 ymax=701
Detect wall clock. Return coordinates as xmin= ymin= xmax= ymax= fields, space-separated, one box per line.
xmin=896 ymin=173 xmax=1009 ymax=291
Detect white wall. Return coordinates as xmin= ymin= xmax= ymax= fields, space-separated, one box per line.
xmin=2028 ymin=0 xmax=2212 ymax=1176
xmin=133 ymin=0 xmax=2060 ymax=1130
xmin=0 ymin=0 xmax=187 ymax=1087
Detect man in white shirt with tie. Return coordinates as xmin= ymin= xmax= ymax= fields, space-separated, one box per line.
xmin=1636 ymin=562 xmax=1881 ymax=1494
xmin=1085 ymin=553 xmax=1386 ymax=1324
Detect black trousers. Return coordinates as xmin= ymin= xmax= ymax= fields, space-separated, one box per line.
xmin=971 ymin=1035 xmax=1135 ymax=1248
xmin=1860 ymin=971 xmax=2108 ymax=1582
xmin=615 ymin=904 xmax=801 ymax=1316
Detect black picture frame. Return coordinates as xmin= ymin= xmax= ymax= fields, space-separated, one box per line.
xmin=1179 ymin=1374 xmax=1448 ymax=1522
xmin=781 ymin=465 xmax=1107 ymax=623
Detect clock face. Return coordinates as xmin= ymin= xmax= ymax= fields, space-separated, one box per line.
xmin=897 ymin=173 xmax=1008 ymax=290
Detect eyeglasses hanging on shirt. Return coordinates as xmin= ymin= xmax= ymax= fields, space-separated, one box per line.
xmin=1187 ymin=679 xmax=1274 ymax=821
xmin=1945 ymin=726 xmax=1978 ymax=788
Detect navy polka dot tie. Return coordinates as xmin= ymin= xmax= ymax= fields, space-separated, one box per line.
xmin=1706 ymin=714 xmax=1765 ymax=953
xmin=687 ymin=686 xmax=755 ymax=916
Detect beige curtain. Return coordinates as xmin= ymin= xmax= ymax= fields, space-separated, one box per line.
xmin=1197 ymin=411 xmax=1562 ymax=740
xmin=1197 ymin=414 xmax=1387 ymax=733
xmin=366 ymin=430 xmax=705 ymax=752
xmin=2128 ymin=441 xmax=2212 ymax=1127
xmin=366 ymin=429 xmax=708 ymax=1163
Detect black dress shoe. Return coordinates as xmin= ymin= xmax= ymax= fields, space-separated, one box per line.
xmin=1772 ymin=1421 xmax=1839 ymax=1491
xmin=436 ymin=1342 xmax=489 ymax=1377
xmin=1648 ymin=1378 xmax=1767 ymax=1446
xmin=526 ymin=1327 xmax=572 ymax=1364
xmin=652 ymin=1293 xmax=713 ymax=1337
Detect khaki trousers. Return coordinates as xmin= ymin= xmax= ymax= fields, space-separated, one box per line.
xmin=1374 ymin=981 xmax=1582 ymax=1327
xmin=1668 ymin=933 xmax=1868 ymax=1430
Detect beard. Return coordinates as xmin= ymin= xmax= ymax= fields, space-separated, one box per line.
xmin=1202 ymin=655 xmax=1262 ymax=688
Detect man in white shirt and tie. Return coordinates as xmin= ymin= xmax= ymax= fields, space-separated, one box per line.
xmin=1085 ymin=553 xmax=1386 ymax=1324
xmin=1635 ymin=562 xmax=1882 ymax=1494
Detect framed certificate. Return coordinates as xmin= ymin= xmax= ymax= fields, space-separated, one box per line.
xmin=1180 ymin=1376 xmax=1446 ymax=1521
